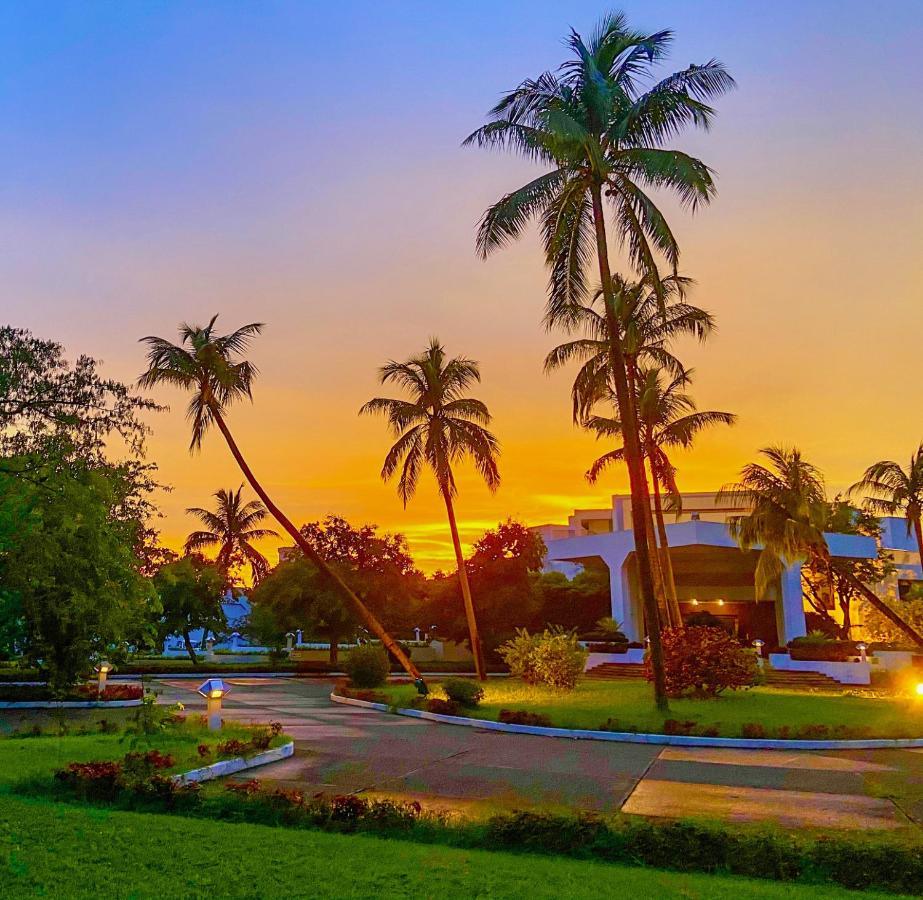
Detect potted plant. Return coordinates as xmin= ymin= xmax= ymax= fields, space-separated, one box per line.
xmin=789 ymin=632 xmax=858 ymax=662
xmin=579 ymin=617 xmax=629 ymax=653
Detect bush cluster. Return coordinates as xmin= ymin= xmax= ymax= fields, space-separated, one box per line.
xmin=498 ymin=709 xmax=552 ymax=727
xmin=499 ymin=628 xmax=588 ymax=689
xmin=441 ymin=678 xmax=484 ymax=708
xmin=648 ymin=626 xmax=757 ymax=698
xmin=343 ymin=644 xmax=390 ymax=688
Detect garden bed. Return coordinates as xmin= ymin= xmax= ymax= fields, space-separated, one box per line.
xmin=359 ymin=679 xmax=923 ymax=743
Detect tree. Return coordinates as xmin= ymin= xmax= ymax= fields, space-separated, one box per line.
xmin=153 ymin=556 xmax=226 ymax=663
xmin=0 ymin=325 xmax=159 ymax=464
xmin=584 ymin=368 xmax=735 ymax=625
xmin=361 ymin=338 xmax=500 ymax=680
xmin=0 ymin=461 xmax=156 ymax=689
xmin=719 ymin=447 xmax=923 ymax=646
xmin=185 ymin=486 xmax=278 ymax=585
xmin=850 ymin=444 xmax=923 ymax=562
xmin=138 ymin=316 xmax=423 ymax=681
xmin=466 ymin=12 xmax=734 ymax=708
xmin=249 ymin=558 xmax=354 ymax=665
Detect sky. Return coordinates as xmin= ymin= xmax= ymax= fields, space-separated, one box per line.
xmin=2 ymin=2 xmax=922 ymax=572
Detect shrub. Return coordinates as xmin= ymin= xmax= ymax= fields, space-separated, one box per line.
xmin=424 ymin=698 xmax=460 ymax=716
xmin=344 ymin=643 xmax=389 ymax=688
xmin=498 ymin=627 xmax=588 ymax=689
xmin=498 ymin=709 xmax=552 ymax=727
xmin=442 ymin=677 xmax=484 ymax=708
xmin=647 ymin=626 xmax=758 ymax=698
xmin=741 ymin=723 xmax=766 ymax=739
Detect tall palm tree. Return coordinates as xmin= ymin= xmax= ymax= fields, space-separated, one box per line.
xmin=360 ymin=339 xmax=499 ymax=681
xmin=185 ymin=486 xmax=278 ymax=585
xmin=139 ymin=316 xmax=425 ymax=682
xmin=849 ymin=444 xmax=923 ymax=563
xmin=719 ymin=447 xmax=923 ymax=646
xmin=584 ymin=368 xmax=736 ymax=625
xmin=466 ymin=11 xmax=734 ymax=709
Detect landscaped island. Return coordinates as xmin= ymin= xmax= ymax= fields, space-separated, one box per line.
xmin=364 ymin=679 xmax=922 ymax=741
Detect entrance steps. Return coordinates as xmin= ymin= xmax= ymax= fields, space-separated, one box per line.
xmin=585 ymin=662 xmax=844 ymax=689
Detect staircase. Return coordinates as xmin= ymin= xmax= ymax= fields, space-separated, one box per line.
xmin=585 ymin=662 xmax=844 ymax=690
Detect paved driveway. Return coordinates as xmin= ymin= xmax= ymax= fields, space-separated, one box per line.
xmin=154 ymin=677 xmax=923 ymax=831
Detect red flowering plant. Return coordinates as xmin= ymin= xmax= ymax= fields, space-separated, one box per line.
xmin=646 ymin=626 xmax=758 ymax=698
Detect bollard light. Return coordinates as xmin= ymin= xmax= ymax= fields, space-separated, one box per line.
xmin=856 ymin=641 xmax=868 ymax=662
xmin=197 ymin=678 xmax=230 ymax=731
xmin=752 ymin=639 xmax=765 ymax=669
xmin=94 ymin=661 xmax=113 ymax=696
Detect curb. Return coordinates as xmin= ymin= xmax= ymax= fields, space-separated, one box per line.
xmin=329 ymin=693 xmax=923 ymax=751
xmin=0 ymin=699 xmax=143 ymax=709
xmin=171 ymin=741 xmax=295 ymax=785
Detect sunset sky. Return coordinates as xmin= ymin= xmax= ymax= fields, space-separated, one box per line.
xmin=3 ymin=2 xmax=922 ymax=572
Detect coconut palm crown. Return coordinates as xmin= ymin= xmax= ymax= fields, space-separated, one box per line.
xmin=185 ymin=486 xmax=278 ymax=584
xmin=849 ymin=444 xmax=923 ymax=560
xmin=360 ymin=338 xmax=500 ymax=506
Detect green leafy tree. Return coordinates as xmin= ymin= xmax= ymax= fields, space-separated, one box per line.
xmin=719 ymin=447 xmax=923 ymax=646
xmin=249 ymin=558 xmax=355 ymax=665
xmin=850 ymin=444 xmax=923 ymax=562
xmin=0 ymin=463 xmax=156 ymax=689
xmin=138 ymin=316 xmax=421 ymax=680
xmin=466 ymin=11 xmax=734 ymax=708
xmin=185 ymin=486 xmax=277 ymax=585
xmin=153 ymin=556 xmax=227 ymax=663
xmin=361 ymin=339 xmax=500 ymax=680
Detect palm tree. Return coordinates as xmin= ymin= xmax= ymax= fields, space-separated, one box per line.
xmin=466 ymin=12 xmax=734 ymax=709
xmin=185 ymin=486 xmax=278 ymax=585
xmin=138 ymin=316 xmax=425 ymax=682
xmin=850 ymin=444 xmax=923 ymax=563
xmin=583 ymin=368 xmax=736 ymax=625
xmin=719 ymin=447 xmax=923 ymax=646
xmin=360 ymin=339 xmax=499 ymax=681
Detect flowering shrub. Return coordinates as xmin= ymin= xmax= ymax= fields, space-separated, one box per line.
xmin=216 ymin=738 xmax=250 ymax=757
xmin=75 ymin=683 xmax=144 ymax=701
xmin=498 ymin=628 xmax=588 ymax=690
xmin=197 ymin=743 xmax=211 ymax=758
xmin=647 ymin=626 xmax=758 ymax=698
xmin=225 ymin=778 xmax=264 ymax=797
xmin=424 ymin=698 xmax=460 ymax=716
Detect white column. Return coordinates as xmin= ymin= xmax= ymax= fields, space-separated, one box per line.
xmin=608 ymin=557 xmax=641 ymax=640
xmin=777 ymin=563 xmax=807 ymax=644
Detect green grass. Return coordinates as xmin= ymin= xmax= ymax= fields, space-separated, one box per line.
xmin=0 ymin=794 xmax=899 ymax=899
xmin=373 ymin=679 xmax=923 ymax=739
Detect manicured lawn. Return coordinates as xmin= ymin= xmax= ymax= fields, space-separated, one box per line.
xmin=372 ymin=679 xmax=923 ymax=739
xmin=0 ymin=795 xmax=899 ymax=899
xmin=0 ymin=720 xmax=287 ymax=785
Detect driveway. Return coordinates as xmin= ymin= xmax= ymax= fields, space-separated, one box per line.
xmin=154 ymin=677 xmax=923 ymax=831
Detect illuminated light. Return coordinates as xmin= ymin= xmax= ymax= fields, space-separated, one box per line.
xmin=209 ymin=689 xmax=224 ymax=700
xmin=916 ymin=683 xmax=923 ymax=697
xmin=691 ymin=599 xmax=699 ymax=606
xmin=717 ymin=599 xmax=725 ymax=606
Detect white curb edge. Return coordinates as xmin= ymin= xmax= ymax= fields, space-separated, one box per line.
xmin=0 ymin=699 xmax=143 ymax=709
xmin=171 ymin=741 xmax=295 ymax=785
xmin=330 ymin=693 xmax=923 ymax=751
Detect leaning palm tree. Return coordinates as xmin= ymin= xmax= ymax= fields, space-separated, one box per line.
xmin=584 ymin=368 xmax=736 ymax=626
xmin=719 ymin=447 xmax=923 ymax=646
xmin=849 ymin=444 xmax=923 ymax=562
xmin=466 ymin=11 xmax=734 ymax=709
xmin=360 ymin=339 xmax=499 ymax=681
xmin=139 ymin=316 xmax=424 ymax=682
xmin=185 ymin=486 xmax=278 ymax=585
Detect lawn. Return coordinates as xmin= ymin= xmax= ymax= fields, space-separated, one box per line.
xmin=371 ymin=679 xmax=923 ymax=740
xmin=0 ymin=794 xmax=901 ymax=899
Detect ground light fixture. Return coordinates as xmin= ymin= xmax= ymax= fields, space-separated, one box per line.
xmin=197 ymin=678 xmax=230 ymax=731
xmin=752 ymin=639 xmax=765 ymax=668
xmin=94 ymin=661 xmax=112 ymax=696
xmin=916 ymin=682 xmax=923 ymax=697
xmin=856 ymin=641 xmax=868 ymax=662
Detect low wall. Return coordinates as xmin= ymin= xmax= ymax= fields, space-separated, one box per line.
xmin=585 ymin=648 xmax=646 ymax=670
xmin=872 ymin=651 xmax=917 ymax=672
xmin=769 ymin=653 xmax=870 ymax=685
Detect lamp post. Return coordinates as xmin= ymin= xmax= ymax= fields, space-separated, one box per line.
xmin=197 ymin=678 xmax=230 ymax=731
xmin=857 ymin=642 xmax=867 ymax=663
xmin=94 ymin=661 xmax=112 ymax=697
xmin=752 ymin=639 xmax=765 ymax=670
xmin=285 ymin=632 xmax=295 ymax=652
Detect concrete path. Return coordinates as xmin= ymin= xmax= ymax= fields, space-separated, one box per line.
xmin=153 ymin=677 xmax=923 ymax=830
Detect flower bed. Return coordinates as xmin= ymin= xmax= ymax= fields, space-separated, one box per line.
xmin=0 ymin=683 xmax=143 ymax=703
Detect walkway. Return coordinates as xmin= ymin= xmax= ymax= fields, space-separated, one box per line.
xmin=153 ymin=677 xmax=923 ymax=831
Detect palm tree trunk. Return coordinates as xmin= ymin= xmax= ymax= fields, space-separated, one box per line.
xmin=441 ymin=487 xmax=487 ymax=681
xmin=590 ymin=183 xmax=668 ymax=710
xmin=209 ymin=407 xmax=424 ymax=682
xmin=651 ymin=472 xmax=682 ymax=627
